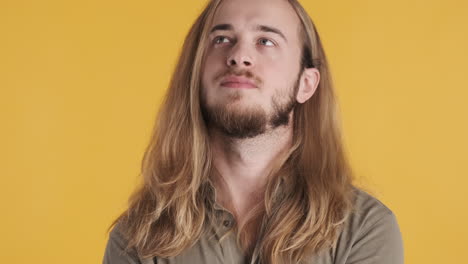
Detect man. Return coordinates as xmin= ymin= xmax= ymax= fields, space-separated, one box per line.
xmin=103 ymin=0 xmax=404 ymax=263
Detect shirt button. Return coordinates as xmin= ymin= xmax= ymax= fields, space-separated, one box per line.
xmin=223 ymin=220 xmax=231 ymax=228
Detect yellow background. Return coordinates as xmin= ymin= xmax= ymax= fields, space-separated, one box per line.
xmin=1 ymin=0 xmax=467 ymax=263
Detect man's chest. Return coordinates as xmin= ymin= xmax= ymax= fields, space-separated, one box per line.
xmin=140 ymin=233 xmax=337 ymax=264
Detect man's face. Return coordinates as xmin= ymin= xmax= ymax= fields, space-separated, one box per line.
xmin=201 ymin=0 xmax=303 ymax=138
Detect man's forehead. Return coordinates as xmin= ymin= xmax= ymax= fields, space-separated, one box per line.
xmin=211 ymin=0 xmax=300 ymax=36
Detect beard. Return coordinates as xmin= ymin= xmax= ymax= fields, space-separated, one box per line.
xmin=200 ymin=76 xmax=300 ymax=139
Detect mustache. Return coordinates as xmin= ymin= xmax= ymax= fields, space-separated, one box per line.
xmin=214 ymin=69 xmax=262 ymax=86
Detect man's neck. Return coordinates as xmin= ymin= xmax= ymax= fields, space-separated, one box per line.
xmin=209 ymin=124 xmax=293 ymax=224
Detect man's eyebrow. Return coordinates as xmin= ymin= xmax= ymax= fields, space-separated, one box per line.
xmin=255 ymin=25 xmax=287 ymax=42
xmin=209 ymin=23 xmax=287 ymax=42
xmin=210 ymin=24 xmax=233 ymax=33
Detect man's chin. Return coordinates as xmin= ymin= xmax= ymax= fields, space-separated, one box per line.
xmin=202 ymin=105 xmax=268 ymax=139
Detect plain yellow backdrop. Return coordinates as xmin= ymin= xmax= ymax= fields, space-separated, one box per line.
xmin=1 ymin=0 xmax=467 ymax=263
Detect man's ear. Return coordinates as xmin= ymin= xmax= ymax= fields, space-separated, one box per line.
xmin=296 ymin=67 xmax=320 ymax=104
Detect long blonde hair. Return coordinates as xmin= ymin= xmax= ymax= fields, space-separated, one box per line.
xmin=109 ymin=0 xmax=356 ymax=263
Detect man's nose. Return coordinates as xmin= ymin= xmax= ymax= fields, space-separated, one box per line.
xmin=226 ymin=43 xmax=254 ymax=68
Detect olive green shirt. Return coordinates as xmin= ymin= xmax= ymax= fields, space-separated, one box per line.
xmin=103 ymin=187 xmax=404 ymax=264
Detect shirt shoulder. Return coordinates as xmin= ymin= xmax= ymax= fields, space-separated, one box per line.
xmin=102 ymin=222 xmax=147 ymax=264
xmin=327 ymin=186 xmax=404 ymax=264
xmin=351 ymin=186 xmax=395 ymax=230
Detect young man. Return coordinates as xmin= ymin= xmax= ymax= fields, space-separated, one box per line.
xmin=103 ymin=0 xmax=404 ymax=263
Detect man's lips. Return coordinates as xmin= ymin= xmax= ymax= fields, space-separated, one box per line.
xmin=220 ymin=76 xmax=257 ymax=88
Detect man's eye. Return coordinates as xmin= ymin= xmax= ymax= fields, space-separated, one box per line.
xmin=214 ymin=36 xmax=230 ymax=44
xmin=258 ymin=38 xmax=275 ymax=46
